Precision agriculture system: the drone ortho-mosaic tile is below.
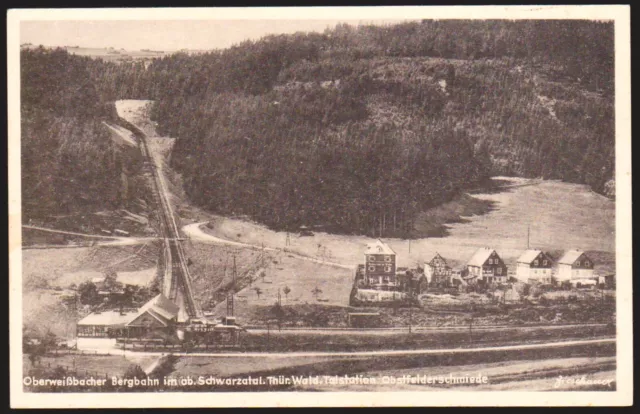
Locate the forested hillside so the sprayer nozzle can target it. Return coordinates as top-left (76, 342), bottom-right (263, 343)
top-left (21, 48), bottom-right (148, 227)
top-left (146, 20), bottom-right (614, 236)
top-left (21, 20), bottom-right (615, 238)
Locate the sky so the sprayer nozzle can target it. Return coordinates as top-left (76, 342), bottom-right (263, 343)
top-left (20, 19), bottom-right (410, 52)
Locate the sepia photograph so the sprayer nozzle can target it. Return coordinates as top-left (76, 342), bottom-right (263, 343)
top-left (8, 6), bottom-right (632, 408)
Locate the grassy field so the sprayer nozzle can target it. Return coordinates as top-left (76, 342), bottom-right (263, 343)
top-left (23, 352), bottom-right (156, 378)
top-left (292, 356), bottom-right (616, 392)
top-left (22, 242), bottom-right (161, 338)
top-left (170, 355), bottom-right (354, 378)
top-left (165, 342), bottom-right (615, 392)
top-left (182, 241), bottom-right (354, 315)
top-left (203, 177), bottom-right (615, 270)
top-left (233, 324), bottom-right (614, 352)
top-left (23, 242), bottom-right (160, 290)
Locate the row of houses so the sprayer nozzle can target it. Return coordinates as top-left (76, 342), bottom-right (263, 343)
top-left (357, 239), bottom-right (606, 291)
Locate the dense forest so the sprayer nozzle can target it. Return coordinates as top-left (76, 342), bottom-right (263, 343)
top-left (21, 20), bottom-right (615, 237)
top-left (21, 48), bottom-right (145, 224)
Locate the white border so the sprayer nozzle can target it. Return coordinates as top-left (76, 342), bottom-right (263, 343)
top-left (8, 5), bottom-right (632, 408)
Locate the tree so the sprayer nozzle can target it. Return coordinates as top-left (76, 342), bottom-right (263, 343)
top-left (312, 286), bottom-right (323, 300)
top-left (51, 366), bottom-right (68, 380)
top-left (283, 285), bottom-right (291, 302)
top-left (42, 330), bottom-right (58, 352)
top-left (123, 364), bottom-right (146, 379)
top-left (254, 287), bottom-right (263, 299)
top-left (132, 286), bottom-right (152, 305)
top-left (77, 281), bottom-right (99, 305)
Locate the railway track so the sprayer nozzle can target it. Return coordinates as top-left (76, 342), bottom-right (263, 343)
top-left (119, 118), bottom-right (201, 320)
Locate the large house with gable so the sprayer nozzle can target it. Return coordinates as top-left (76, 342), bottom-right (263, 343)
top-left (556, 249), bottom-right (595, 283)
top-left (515, 249), bottom-right (554, 284)
top-left (363, 239), bottom-right (397, 290)
top-left (466, 247), bottom-right (508, 285)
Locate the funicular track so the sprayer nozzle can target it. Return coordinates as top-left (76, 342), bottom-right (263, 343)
top-left (119, 118), bottom-right (201, 320)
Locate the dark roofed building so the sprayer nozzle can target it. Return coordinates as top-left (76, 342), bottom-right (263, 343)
top-left (466, 248), bottom-right (508, 285)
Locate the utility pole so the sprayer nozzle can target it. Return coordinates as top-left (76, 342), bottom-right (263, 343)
top-left (232, 254), bottom-right (237, 291)
top-left (226, 293), bottom-right (234, 317)
top-left (266, 321), bottom-right (270, 350)
top-left (408, 287), bottom-right (412, 334)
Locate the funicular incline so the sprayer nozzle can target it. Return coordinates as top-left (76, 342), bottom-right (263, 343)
top-left (119, 117), bottom-right (201, 322)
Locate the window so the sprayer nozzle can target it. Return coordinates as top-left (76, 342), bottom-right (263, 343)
top-left (368, 265), bottom-right (375, 272)
top-left (534, 260), bottom-right (539, 266)
top-left (488, 259), bottom-right (493, 265)
top-left (543, 260), bottom-right (548, 265)
top-left (497, 267), bottom-right (502, 275)
top-left (575, 261), bottom-right (581, 267)
top-left (384, 256), bottom-right (391, 262)
top-left (385, 265), bottom-right (392, 273)
top-left (369, 256), bottom-right (375, 262)
top-left (584, 261), bottom-right (590, 267)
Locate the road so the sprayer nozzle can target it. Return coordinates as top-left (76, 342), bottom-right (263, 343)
top-left (78, 336), bottom-right (615, 358)
top-left (245, 322), bottom-right (611, 335)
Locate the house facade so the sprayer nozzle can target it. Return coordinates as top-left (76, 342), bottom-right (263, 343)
top-left (364, 239), bottom-right (397, 289)
top-left (76, 293), bottom-right (179, 349)
top-left (515, 250), bottom-right (554, 284)
top-left (556, 250), bottom-right (595, 282)
top-left (466, 248), bottom-right (508, 285)
top-left (425, 253), bottom-right (452, 287)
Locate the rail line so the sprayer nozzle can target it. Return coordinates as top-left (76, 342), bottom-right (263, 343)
top-left (118, 118), bottom-right (201, 320)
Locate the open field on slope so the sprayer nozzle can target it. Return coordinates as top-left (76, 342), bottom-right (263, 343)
top-left (203, 177), bottom-right (615, 271)
top-left (22, 243), bottom-right (160, 338)
top-left (182, 241), bottom-right (354, 314)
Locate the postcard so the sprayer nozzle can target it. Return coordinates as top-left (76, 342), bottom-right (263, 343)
top-left (8, 5), bottom-right (632, 408)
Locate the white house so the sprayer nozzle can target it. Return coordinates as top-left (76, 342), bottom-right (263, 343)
top-left (556, 250), bottom-right (595, 283)
top-left (466, 248), bottom-right (508, 285)
top-left (516, 250), bottom-right (554, 284)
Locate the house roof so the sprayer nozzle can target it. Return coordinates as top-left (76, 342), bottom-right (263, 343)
top-left (558, 250), bottom-right (588, 265)
top-left (136, 294), bottom-right (180, 321)
top-left (77, 310), bottom-right (138, 326)
top-left (517, 249), bottom-right (544, 264)
top-left (365, 239), bottom-right (396, 255)
top-left (428, 252), bottom-right (448, 266)
top-left (77, 294), bottom-right (180, 328)
top-left (467, 248), bottom-right (496, 267)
